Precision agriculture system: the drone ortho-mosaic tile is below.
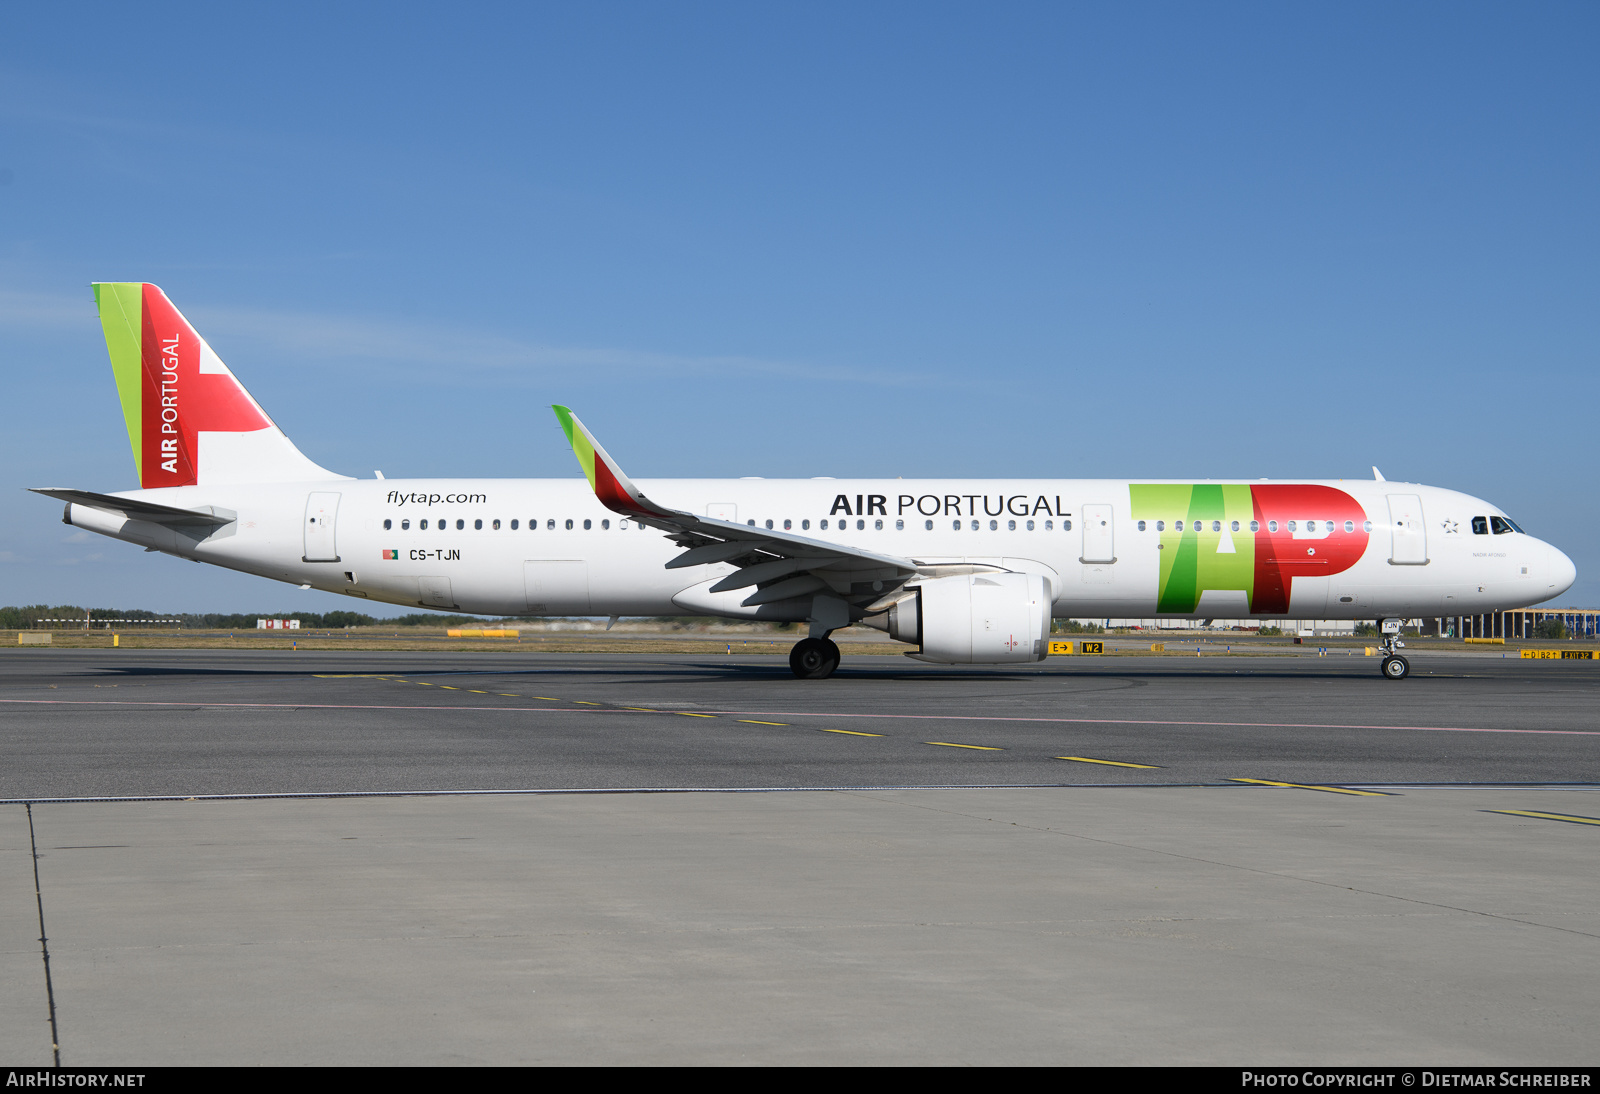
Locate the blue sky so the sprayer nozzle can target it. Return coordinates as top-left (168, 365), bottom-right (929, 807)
top-left (3, 2), bottom-right (1596, 613)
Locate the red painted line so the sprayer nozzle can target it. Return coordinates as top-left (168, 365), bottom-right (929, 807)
top-left (0, 698), bottom-right (1592, 736)
top-left (0, 699), bottom-right (620, 714)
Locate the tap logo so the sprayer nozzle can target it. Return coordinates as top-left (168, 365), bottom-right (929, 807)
top-left (382, 549), bottom-right (399, 560)
top-left (1130, 483), bottom-right (1370, 615)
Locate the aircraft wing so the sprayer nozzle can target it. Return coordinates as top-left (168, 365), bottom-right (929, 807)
top-left (29, 488), bottom-right (235, 528)
top-left (552, 405), bottom-right (918, 607)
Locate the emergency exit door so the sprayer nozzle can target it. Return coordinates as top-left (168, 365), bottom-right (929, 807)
top-left (303, 492), bottom-right (341, 562)
top-left (1081, 504), bottom-right (1116, 564)
top-left (1387, 494), bottom-right (1428, 565)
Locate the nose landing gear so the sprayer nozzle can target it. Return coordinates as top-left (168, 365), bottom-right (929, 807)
top-left (789, 637), bottom-right (841, 679)
top-left (1376, 619), bottom-right (1409, 679)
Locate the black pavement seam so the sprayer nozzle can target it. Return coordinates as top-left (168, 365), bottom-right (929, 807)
top-left (25, 803), bottom-right (61, 1066)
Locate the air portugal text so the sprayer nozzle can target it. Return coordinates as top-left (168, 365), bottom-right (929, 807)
top-left (832, 494), bottom-right (1073, 518)
top-left (157, 333), bottom-right (180, 472)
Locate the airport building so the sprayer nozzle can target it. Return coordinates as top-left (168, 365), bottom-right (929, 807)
top-left (1429, 607), bottom-right (1600, 640)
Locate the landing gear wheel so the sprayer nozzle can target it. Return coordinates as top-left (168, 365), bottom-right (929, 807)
top-left (1381, 655), bottom-right (1410, 680)
top-left (790, 637), bottom-right (841, 679)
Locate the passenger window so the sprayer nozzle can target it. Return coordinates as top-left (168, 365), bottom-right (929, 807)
top-left (1363, 521), bottom-right (1372, 533)
top-left (383, 518), bottom-right (392, 530)
top-left (1490, 516), bottom-right (1515, 535)
top-left (510, 520), bottom-right (519, 530)
top-left (584, 519), bottom-right (592, 530)
top-left (564, 519), bottom-right (573, 530)
top-left (874, 519), bottom-right (882, 530)
top-left (895, 519), bottom-right (904, 530)
top-left (1026, 520), bottom-right (1035, 531)
top-left (474, 519), bottom-right (483, 530)
top-left (1268, 521), bottom-right (1278, 532)
top-left (970, 520), bottom-right (979, 531)
top-left (953, 520), bottom-right (962, 531)
top-left (925, 520), bottom-right (933, 530)
top-left (766, 519), bottom-right (774, 529)
top-left (748, 519), bottom-right (756, 526)
top-left (455, 519), bottom-right (464, 530)
top-left (1175, 520), bottom-right (1184, 532)
top-left (989, 520), bottom-right (998, 531)
top-left (1044, 520), bottom-right (1053, 531)
top-left (1471, 516), bottom-right (1489, 535)
top-left (1343, 520), bottom-right (1353, 533)
top-left (1007, 519), bottom-right (1016, 531)
top-left (821, 520), bottom-right (829, 530)
top-left (1287, 521), bottom-right (1297, 532)
top-left (1249, 521), bottom-right (1258, 532)
top-left (802, 520), bottom-right (810, 530)
top-left (548, 519), bottom-right (556, 530)
top-left (1155, 520), bottom-right (1164, 531)
top-left (420, 519), bottom-right (429, 530)
top-left (439, 521), bottom-right (447, 532)
top-left (402, 519), bottom-right (411, 531)
top-left (1063, 519), bottom-right (1072, 531)
top-left (493, 519), bottom-right (501, 530)
top-left (1210, 521), bottom-right (1219, 532)
top-left (1231, 521), bottom-right (1239, 532)
top-left (784, 519), bottom-right (792, 530)
top-left (601, 519), bottom-right (610, 530)
top-left (620, 520), bottom-right (629, 530)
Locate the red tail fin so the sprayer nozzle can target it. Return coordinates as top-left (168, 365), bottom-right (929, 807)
top-left (95, 283), bottom-right (346, 488)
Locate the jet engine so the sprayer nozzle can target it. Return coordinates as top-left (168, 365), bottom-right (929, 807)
top-left (864, 572), bottom-right (1050, 664)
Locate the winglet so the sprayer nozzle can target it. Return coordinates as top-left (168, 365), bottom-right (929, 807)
top-left (551, 406), bottom-right (676, 520)
top-left (1372, 466), bottom-right (1386, 482)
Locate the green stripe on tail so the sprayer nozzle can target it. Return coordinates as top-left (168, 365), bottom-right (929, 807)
top-left (93, 282), bottom-right (146, 483)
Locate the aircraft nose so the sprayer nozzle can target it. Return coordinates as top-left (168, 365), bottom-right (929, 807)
top-left (1544, 541), bottom-right (1577, 599)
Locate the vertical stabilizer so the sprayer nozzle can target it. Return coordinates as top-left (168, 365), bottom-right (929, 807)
top-left (92, 282), bottom-right (348, 488)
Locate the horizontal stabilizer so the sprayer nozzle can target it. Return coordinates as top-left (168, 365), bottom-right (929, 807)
top-left (30, 488), bottom-right (234, 527)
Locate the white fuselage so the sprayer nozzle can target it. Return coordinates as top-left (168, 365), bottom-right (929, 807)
top-left (66, 477), bottom-right (1575, 621)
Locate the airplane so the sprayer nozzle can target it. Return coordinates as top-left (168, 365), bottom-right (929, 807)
top-left (32, 283), bottom-right (1576, 680)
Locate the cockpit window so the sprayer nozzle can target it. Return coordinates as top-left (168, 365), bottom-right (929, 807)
top-left (1471, 516), bottom-right (1489, 535)
top-left (1490, 516), bottom-right (1518, 535)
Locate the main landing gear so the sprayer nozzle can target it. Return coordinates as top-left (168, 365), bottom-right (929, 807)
top-left (790, 637), bottom-right (841, 679)
top-left (1376, 620), bottom-right (1409, 680)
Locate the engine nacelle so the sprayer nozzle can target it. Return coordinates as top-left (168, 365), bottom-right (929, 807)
top-left (868, 573), bottom-right (1050, 664)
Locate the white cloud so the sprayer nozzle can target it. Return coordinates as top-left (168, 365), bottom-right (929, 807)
top-left (194, 303), bottom-right (929, 388)
top-left (0, 288), bottom-right (95, 331)
top-left (0, 286), bottom-right (933, 389)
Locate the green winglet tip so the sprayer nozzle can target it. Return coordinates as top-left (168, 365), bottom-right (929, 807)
top-left (551, 404), bottom-right (576, 445)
